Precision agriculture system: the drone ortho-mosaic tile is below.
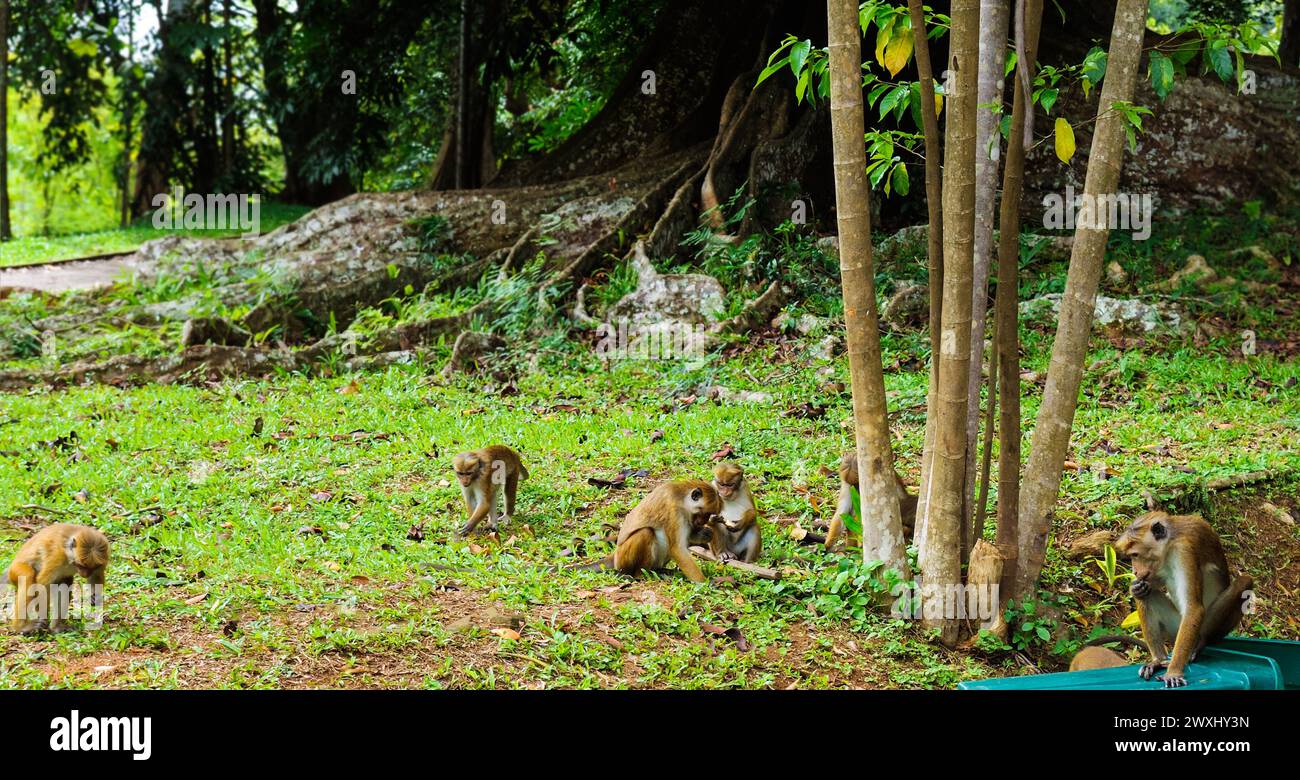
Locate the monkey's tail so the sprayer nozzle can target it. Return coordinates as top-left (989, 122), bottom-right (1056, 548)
top-left (1084, 633), bottom-right (1145, 650)
top-left (555, 555), bottom-right (614, 573)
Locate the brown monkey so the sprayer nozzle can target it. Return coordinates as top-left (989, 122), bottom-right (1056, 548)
top-left (709, 462), bottom-right (761, 562)
top-left (6, 524), bottom-right (109, 634)
top-left (1068, 634), bottom-right (1146, 672)
top-left (1113, 511), bottom-right (1254, 688)
top-left (825, 452), bottom-right (917, 550)
top-left (613, 480), bottom-right (720, 582)
top-left (451, 445), bottom-right (529, 536)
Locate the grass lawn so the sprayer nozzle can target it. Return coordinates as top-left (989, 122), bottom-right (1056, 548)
top-left (0, 207), bottom-right (1296, 689)
top-left (0, 202), bottom-right (313, 269)
top-left (0, 335), bottom-right (1296, 689)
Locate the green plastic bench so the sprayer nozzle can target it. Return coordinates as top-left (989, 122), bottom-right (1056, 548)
top-left (956, 637), bottom-right (1300, 690)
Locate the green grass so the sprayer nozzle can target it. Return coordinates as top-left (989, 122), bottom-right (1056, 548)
top-left (0, 330), bottom-right (1295, 688)
top-left (0, 206), bottom-right (1296, 689)
top-left (0, 202), bottom-right (312, 268)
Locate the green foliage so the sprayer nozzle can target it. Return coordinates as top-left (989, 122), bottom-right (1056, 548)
top-left (1093, 544), bottom-right (1135, 591)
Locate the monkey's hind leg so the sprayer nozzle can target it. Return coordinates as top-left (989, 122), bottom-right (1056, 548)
top-left (49, 576), bottom-right (74, 632)
top-left (1134, 589), bottom-right (1178, 680)
top-left (8, 563), bottom-right (36, 634)
top-left (613, 529), bottom-right (657, 577)
top-left (1196, 574), bottom-right (1255, 656)
top-left (824, 515), bottom-right (843, 551)
top-left (501, 472), bottom-right (520, 526)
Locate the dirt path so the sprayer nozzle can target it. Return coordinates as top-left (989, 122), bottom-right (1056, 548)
top-left (0, 255), bottom-right (139, 293)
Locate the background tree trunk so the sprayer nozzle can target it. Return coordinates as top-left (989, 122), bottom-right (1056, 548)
top-left (923, 0), bottom-right (980, 647)
top-left (909, 0), bottom-right (943, 567)
top-left (1014, 0), bottom-right (1149, 597)
top-left (0, 0), bottom-right (10, 241)
top-left (826, 0), bottom-right (908, 576)
top-left (963, 0), bottom-right (1009, 555)
top-left (1283, 0), bottom-right (1299, 68)
top-left (994, 0), bottom-right (1043, 601)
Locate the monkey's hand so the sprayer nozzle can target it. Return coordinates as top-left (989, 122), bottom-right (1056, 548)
top-left (19, 620), bottom-right (47, 636)
top-left (1130, 578), bottom-right (1152, 599)
top-left (718, 551), bottom-right (736, 562)
top-left (456, 521), bottom-right (476, 538)
top-left (1159, 670), bottom-right (1188, 688)
top-left (1138, 660), bottom-right (1167, 680)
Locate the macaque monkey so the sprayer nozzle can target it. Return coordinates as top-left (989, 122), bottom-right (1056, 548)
top-left (1068, 634), bottom-right (1146, 672)
top-left (708, 462), bottom-right (761, 562)
top-left (1114, 511), bottom-right (1254, 688)
top-left (614, 480), bottom-right (721, 582)
top-left (824, 452), bottom-right (917, 551)
top-left (6, 524), bottom-right (109, 634)
top-left (451, 445), bottom-right (529, 536)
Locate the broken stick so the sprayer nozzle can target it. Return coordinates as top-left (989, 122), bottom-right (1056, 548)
top-left (690, 546), bottom-right (781, 580)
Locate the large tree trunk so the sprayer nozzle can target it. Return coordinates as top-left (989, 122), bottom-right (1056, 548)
top-left (430, 0), bottom-right (504, 190)
top-left (827, 0), bottom-right (908, 576)
top-left (1014, 0), bottom-right (1149, 598)
top-left (1, 0), bottom-right (11, 241)
top-left (251, 0), bottom-right (353, 204)
top-left (994, 0), bottom-right (1043, 601)
top-left (909, 0), bottom-right (943, 565)
top-left (963, 0), bottom-right (1009, 555)
top-left (923, 0), bottom-right (980, 647)
top-left (1281, 0), bottom-right (1298, 68)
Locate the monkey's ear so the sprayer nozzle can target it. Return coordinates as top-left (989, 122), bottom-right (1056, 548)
top-left (690, 488), bottom-right (703, 501)
top-left (1150, 520), bottom-right (1167, 540)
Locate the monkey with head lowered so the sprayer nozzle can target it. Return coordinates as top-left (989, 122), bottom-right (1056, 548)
top-left (6, 524), bottom-right (109, 634)
top-left (613, 480), bottom-right (721, 582)
top-left (824, 452), bottom-right (917, 551)
top-left (1068, 634), bottom-right (1147, 672)
top-left (707, 462), bottom-right (761, 562)
top-left (1113, 511), bottom-right (1254, 688)
top-left (451, 445), bottom-right (529, 537)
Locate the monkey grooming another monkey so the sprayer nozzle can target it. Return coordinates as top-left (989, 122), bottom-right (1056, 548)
top-left (1113, 511), bottom-right (1254, 688)
top-left (6, 524), bottom-right (109, 634)
top-left (451, 445), bottom-right (529, 537)
top-left (614, 480), bottom-right (721, 582)
top-left (1068, 634), bottom-right (1147, 672)
top-left (825, 452), bottom-right (917, 551)
top-left (708, 462), bottom-right (761, 563)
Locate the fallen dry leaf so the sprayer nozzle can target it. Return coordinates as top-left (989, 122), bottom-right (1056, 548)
top-left (491, 627), bottom-right (522, 641)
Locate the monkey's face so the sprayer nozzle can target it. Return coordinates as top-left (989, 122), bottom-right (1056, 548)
top-left (1115, 512), bottom-right (1170, 582)
top-left (452, 453), bottom-right (482, 486)
top-left (69, 534), bottom-right (108, 578)
top-left (712, 463), bottom-right (743, 500)
top-left (685, 484), bottom-right (722, 524)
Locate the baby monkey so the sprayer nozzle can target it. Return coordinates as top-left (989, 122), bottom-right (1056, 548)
top-left (707, 462), bottom-right (761, 562)
top-left (825, 451), bottom-right (917, 550)
top-left (1114, 511), bottom-right (1254, 688)
top-left (451, 444), bottom-right (529, 536)
top-left (6, 523), bottom-right (109, 634)
top-left (614, 480), bottom-right (720, 582)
